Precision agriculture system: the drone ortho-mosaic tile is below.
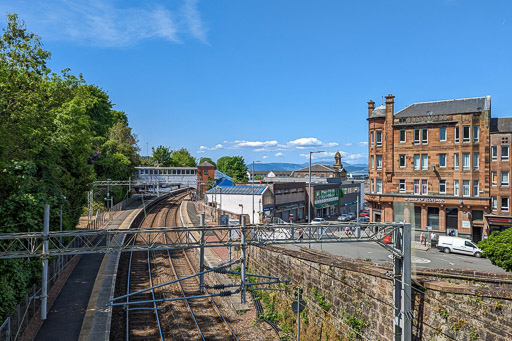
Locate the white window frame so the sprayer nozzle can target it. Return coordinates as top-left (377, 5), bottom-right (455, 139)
top-left (462, 126), bottom-right (470, 143)
top-left (376, 155), bottom-right (382, 170)
top-left (439, 154), bottom-right (446, 168)
top-left (501, 171), bottom-right (509, 186)
top-left (501, 197), bottom-right (509, 212)
top-left (414, 154), bottom-right (420, 170)
top-left (462, 180), bottom-right (470, 197)
top-left (492, 196), bottom-right (497, 210)
top-left (413, 179), bottom-right (420, 195)
top-left (473, 153), bottom-right (479, 170)
top-left (473, 180), bottom-right (479, 197)
top-left (492, 146), bottom-right (497, 161)
top-left (421, 179), bottom-right (428, 195)
top-left (454, 153), bottom-right (459, 170)
top-left (399, 179), bottom-right (406, 193)
top-left (439, 127), bottom-right (446, 141)
top-left (462, 153), bottom-right (470, 170)
top-left (371, 132), bottom-right (374, 146)
top-left (371, 156), bottom-right (374, 169)
top-left (422, 128), bottom-right (428, 144)
top-left (454, 180), bottom-right (459, 196)
top-left (439, 179), bottom-right (446, 194)
top-left (421, 154), bottom-right (428, 170)
top-left (399, 130), bottom-right (406, 143)
top-left (502, 146), bottom-right (509, 161)
top-left (399, 154), bottom-right (406, 168)
top-left (473, 125), bottom-right (479, 142)
top-left (492, 171), bottom-right (497, 185)
top-left (414, 129), bottom-right (420, 144)
top-left (376, 131), bottom-right (382, 146)
top-left (376, 179), bottom-right (383, 194)
top-left (455, 126), bottom-right (459, 143)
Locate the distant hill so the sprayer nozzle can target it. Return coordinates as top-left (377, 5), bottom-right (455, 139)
top-left (251, 162), bottom-right (368, 173)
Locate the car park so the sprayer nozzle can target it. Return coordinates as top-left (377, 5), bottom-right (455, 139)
top-left (437, 236), bottom-right (483, 257)
top-left (337, 214), bottom-right (351, 221)
top-left (311, 218), bottom-right (326, 224)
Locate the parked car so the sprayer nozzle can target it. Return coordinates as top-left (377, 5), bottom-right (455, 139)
top-left (359, 210), bottom-right (369, 217)
top-left (437, 236), bottom-right (483, 257)
top-left (347, 212), bottom-right (356, 220)
top-left (337, 214), bottom-right (351, 221)
top-left (311, 218), bottom-right (326, 224)
top-left (357, 216), bottom-right (369, 223)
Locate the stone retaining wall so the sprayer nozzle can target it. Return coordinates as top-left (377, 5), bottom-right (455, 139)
top-left (248, 245), bottom-right (512, 340)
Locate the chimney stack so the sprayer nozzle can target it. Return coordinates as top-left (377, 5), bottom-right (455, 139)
top-left (368, 100), bottom-right (375, 117)
top-left (385, 94), bottom-right (395, 120)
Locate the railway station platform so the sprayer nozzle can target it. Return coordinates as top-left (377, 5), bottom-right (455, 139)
top-left (27, 199), bottom-right (146, 341)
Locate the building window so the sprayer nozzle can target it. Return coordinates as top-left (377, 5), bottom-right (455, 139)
top-left (462, 126), bottom-right (470, 142)
top-left (439, 127), bottom-right (446, 141)
top-left (502, 197), bottom-right (509, 211)
top-left (399, 179), bottom-right (406, 193)
top-left (473, 180), bottom-right (479, 197)
top-left (501, 171), bottom-right (509, 186)
top-left (422, 128), bottom-right (428, 144)
top-left (462, 153), bottom-right (470, 170)
top-left (370, 132), bottom-right (374, 146)
top-left (376, 131), bottom-right (382, 146)
top-left (399, 130), bottom-right (406, 143)
top-left (492, 171), bottom-right (497, 185)
top-left (502, 146), bottom-right (509, 161)
top-left (492, 196), bottom-right (497, 210)
top-left (376, 155), bottom-right (382, 170)
top-left (414, 154), bottom-right (420, 170)
top-left (454, 180), bottom-right (459, 196)
top-left (421, 179), bottom-right (428, 195)
top-left (491, 146), bottom-right (497, 161)
top-left (204, 169), bottom-right (208, 175)
top-left (473, 153), bottom-right (479, 170)
top-left (421, 154), bottom-right (428, 170)
top-left (473, 126), bottom-right (479, 142)
top-left (371, 156), bottom-right (375, 169)
top-left (413, 180), bottom-right (420, 195)
top-left (439, 179), bottom-right (446, 194)
top-left (399, 154), bottom-right (406, 168)
top-left (371, 179), bottom-right (374, 192)
top-left (455, 126), bottom-right (459, 143)
top-left (454, 153), bottom-right (459, 170)
top-left (439, 154), bottom-right (446, 167)
top-left (414, 129), bottom-right (420, 144)
top-left (463, 180), bottom-right (470, 197)
top-left (376, 179), bottom-right (383, 194)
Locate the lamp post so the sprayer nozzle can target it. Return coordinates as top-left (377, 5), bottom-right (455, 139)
top-left (252, 160), bottom-right (260, 224)
top-left (309, 151), bottom-right (323, 248)
top-left (239, 203), bottom-right (243, 222)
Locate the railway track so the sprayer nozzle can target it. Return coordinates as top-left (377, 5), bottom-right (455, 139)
top-left (111, 191), bottom-right (238, 341)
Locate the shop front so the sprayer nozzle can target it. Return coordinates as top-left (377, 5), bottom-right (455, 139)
top-left (314, 188), bottom-right (340, 218)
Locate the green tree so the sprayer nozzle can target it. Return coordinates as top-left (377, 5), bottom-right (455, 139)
top-left (152, 145), bottom-right (172, 166)
top-left (199, 157), bottom-right (216, 168)
top-left (478, 229), bottom-right (512, 272)
top-left (217, 156), bottom-right (248, 182)
top-left (172, 148), bottom-right (197, 167)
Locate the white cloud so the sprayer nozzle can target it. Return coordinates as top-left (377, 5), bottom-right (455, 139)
top-left (197, 144), bottom-right (224, 153)
top-left (359, 141), bottom-right (368, 146)
top-left (0, 0), bottom-right (207, 47)
top-left (275, 152), bottom-right (284, 157)
top-left (262, 155), bottom-right (269, 159)
top-left (234, 140), bottom-right (279, 148)
top-left (299, 151), bottom-right (367, 162)
top-left (287, 137), bottom-right (338, 149)
top-left (345, 143), bottom-right (352, 146)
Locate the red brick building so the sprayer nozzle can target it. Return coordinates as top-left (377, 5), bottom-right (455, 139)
top-left (197, 161), bottom-right (215, 197)
top-left (366, 94), bottom-right (493, 241)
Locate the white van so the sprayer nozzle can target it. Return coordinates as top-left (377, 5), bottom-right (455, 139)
top-left (437, 236), bottom-right (483, 258)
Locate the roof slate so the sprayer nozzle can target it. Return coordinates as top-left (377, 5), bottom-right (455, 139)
top-left (394, 96), bottom-right (490, 118)
top-left (491, 117), bottom-right (512, 133)
top-left (206, 186), bottom-right (267, 195)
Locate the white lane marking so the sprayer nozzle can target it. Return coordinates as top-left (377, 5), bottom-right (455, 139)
top-left (434, 257), bottom-right (455, 266)
top-left (388, 255), bottom-right (431, 264)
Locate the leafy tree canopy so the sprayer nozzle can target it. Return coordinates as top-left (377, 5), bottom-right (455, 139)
top-left (199, 157), bottom-right (216, 168)
top-left (478, 229), bottom-right (512, 272)
top-left (152, 145), bottom-right (173, 166)
top-left (217, 156), bottom-right (248, 182)
top-left (172, 148), bottom-right (197, 167)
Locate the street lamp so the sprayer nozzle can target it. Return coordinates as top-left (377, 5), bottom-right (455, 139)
top-left (239, 204), bottom-right (244, 222)
top-left (309, 151), bottom-right (323, 249)
top-left (252, 160), bottom-right (261, 224)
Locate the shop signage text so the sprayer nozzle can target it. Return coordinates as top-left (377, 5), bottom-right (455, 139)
top-left (404, 197), bottom-right (445, 203)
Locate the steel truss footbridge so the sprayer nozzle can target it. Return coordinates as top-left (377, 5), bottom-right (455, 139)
top-left (0, 213), bottom-right (412, 341)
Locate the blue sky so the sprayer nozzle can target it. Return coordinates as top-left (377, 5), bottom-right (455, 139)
top-left (2, 0), bottom-right (512, 165)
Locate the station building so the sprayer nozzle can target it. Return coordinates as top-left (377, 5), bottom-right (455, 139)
top-left (366, 94), bottom-right (493, 241)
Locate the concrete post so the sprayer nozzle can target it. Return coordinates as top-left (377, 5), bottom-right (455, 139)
top-left (241, 216), bottom-right (247, 304)
top-left (199, 213), bottom-right (205, 292)
top-left (41, 204), bottom-right (50, 320)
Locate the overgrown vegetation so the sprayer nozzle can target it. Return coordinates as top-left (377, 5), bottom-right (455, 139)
top-left (0, 14), bottom-right (138, 322)
top-left (478, 228), bottom-right (512, 272)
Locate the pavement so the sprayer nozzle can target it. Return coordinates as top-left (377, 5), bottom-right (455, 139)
top-left (33, 199), bottom-right (144, 341)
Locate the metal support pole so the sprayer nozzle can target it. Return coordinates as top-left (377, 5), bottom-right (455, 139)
top-left (402, 223), bottom-right (412, 341)
top-left (252, 161), bottom-right (254, 224)
top-left (59, 204), bottom-right (63, 272)
top-left (357, 195), bottom-right (360, 221)
top-left (241, 216), bottom-right (247, 304)
top-left (308, 152), bottom-right (312, 248)
top-left (393, 224), bottom-right (402, 341)
top-left (296, 287), bottom-right (301, 341)
top-left (41, 204), bottom-right (50, 320)
top-left (199, 213), bottom-right (205, 292)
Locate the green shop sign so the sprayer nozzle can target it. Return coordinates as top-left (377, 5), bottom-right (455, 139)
top-left (314, 188), bottom-right (339, 208)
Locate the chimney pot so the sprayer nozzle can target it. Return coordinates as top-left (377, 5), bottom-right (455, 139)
top-left (368, 100), bottom-right (375, 117)
top-left (385, 94), bottom-right (395, 104)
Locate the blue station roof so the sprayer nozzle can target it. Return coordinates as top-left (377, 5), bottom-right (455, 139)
top-left (207, 186), bottom-right (267, 195)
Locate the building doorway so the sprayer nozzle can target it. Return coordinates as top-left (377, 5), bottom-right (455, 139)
top-left (446, 208), bottom-right (458, 230)
top-left (472, 226), bottom-right (483, 242)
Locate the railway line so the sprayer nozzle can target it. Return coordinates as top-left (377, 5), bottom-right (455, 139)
top-left (111, 191), bottom-right (238, 341)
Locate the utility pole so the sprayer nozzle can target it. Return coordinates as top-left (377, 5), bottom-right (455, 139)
top-left (199, 213), bottom-right (205, 292)
top-left (41, 204), bottom-right (49, 320)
